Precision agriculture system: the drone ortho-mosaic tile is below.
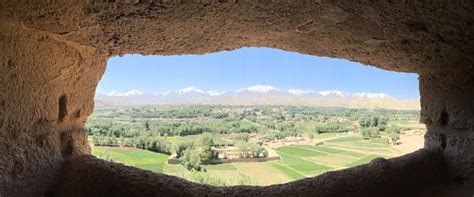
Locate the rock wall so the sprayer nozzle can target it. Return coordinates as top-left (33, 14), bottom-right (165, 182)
top-left (421, 74), bottom-right (474, 183)
top-left (0, 1), bottom-right (473, 196)
top-left (0, 20), bottom-right (106, 195)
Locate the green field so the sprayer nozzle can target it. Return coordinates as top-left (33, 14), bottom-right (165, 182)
top-left (88, 105), bottom-right (424, 186)
top-left (92, 146), bottom-right (169, 173)
top-left (92, 133), bottom-right (399, 186)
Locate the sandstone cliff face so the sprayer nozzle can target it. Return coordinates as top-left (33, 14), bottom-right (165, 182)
top-left (0, 1), bottom-right (473, 196)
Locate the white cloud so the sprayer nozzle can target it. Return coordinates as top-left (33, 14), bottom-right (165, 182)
top-left (288, 89), bottom-right (315, 96)
top-left (238, 85), bottom-right (281, 94)
top-left (318, 90), bottom-right (346, 97)
top-left (352, 92), bottom-right (390, 99)
top-left (106, 90), bottom-right (143, 97)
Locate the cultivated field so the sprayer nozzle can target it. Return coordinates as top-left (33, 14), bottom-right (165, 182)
top-left (89, 105), bottom-right (425, 186)
top-left (92, 130), bottom-right (424, 186)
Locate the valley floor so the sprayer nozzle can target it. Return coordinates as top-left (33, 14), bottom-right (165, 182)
top-left (91, 131), bottom-right (424, 186)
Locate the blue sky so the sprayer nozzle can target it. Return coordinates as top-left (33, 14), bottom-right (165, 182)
top-left (97, 47), bottom-right (419, 99)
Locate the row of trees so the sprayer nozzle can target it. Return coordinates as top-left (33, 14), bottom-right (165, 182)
top-left (177, 136), bottom-right (269, 171)
top-left (359, 116), bottom-right (390, 140)
top-left (360, 124), bottom-right (401, 145)
top-left (314, 123), bottom-right (351, 133)
top-left (235, 141), bottom-right (268, 158)
top-left (87, 117), bottom-right (262, 139)
top-left (360, 127), bottom-right (382, 139)
top-left (359, 116), bottom-right (389, 128)
top-left (91, 135), bottom-right (173, 154)
top-left (89, 105), bottom-right (419, 139)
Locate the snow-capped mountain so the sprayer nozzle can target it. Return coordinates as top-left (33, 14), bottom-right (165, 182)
top-left (288, 89), bottom-right (316, 96)
top-left (178, 86), bottom-right (205, 94)
top-left (105, 90), bottom-right (143, 97)
top-left (95, 86), bottom-right (419, 110)
top-left (206, 91), bottom-right (226, 96)
top-left (237, 85), bottom-right (281, 94)
top-left (351, 92), bottom-right (391, 99)
top-left (318, 90), bottom-right (347, 97)
top-left (174, 87), bottom-right (226, 96)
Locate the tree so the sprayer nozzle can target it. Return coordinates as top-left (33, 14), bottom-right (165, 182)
top-left (236, 141), bottom-right (265, 158)
top-left (199, 134), bottom-right (214, 146)
top-left (370, 128), bottom-right (380, 138)
top-left (378, 125), bottom-right (386, 131)
top-left (390, 132), bottom-right (400, 145)
top-left (261, 149), bottom-right (269, 158)
top-left (361, 128), bottom-right (371, 139)
top-left (194, 134), bottom-right (216, 162)
top-left (92, 135), bottom-right (101, 146)
top-left (175, 142), bottom-right (193, 158)
top-left (180, 148), bottom-right (203, 171)
top-left (105, 137), bottom-right (115, 146)
top-left (371, 116), bottom-right (379, 127)
top-left (388, 125), bottom-right (401, 134)
top-left (359, 117), bottom-right (371, 128)
top-left (145, 120), bottom-right (150, 131)
top-left (123, 138), bottom-right (134, 147)
top-left (379, 117), bottom-right (389, 126)
top-left (236, 141), bottom-right (250, 158)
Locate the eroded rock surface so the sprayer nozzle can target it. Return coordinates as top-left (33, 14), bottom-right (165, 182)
top-left (0, 1), bottom-right (473, 196)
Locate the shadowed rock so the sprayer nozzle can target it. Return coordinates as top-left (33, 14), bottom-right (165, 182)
top-left (0, 1), bottom-right (473, 196)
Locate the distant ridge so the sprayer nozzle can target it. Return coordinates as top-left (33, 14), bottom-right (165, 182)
top-left (96, 85), bottom-right (420, 110)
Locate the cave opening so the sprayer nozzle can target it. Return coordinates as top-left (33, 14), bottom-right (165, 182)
top-left (86, 47), bottom-right (424, 186)
top-left (2, 2), bottom-right (474, 196)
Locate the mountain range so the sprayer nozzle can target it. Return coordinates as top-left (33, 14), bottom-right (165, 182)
top-left (95, 85), bottom-right (420, 110)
